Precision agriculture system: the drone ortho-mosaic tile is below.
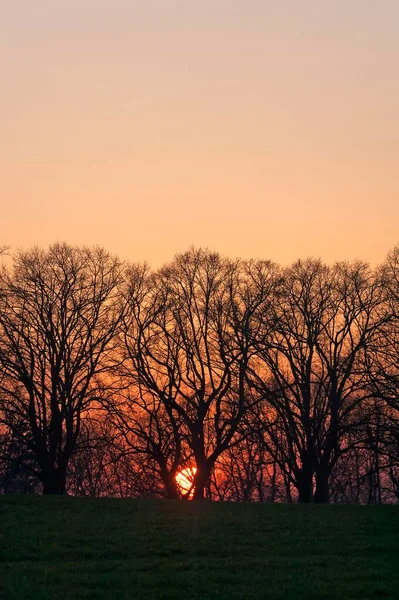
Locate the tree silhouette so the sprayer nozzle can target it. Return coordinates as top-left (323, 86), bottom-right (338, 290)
top-left (0, 243), bottom-right (123, 494)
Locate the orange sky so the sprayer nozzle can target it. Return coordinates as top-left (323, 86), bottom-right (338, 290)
top-left (1, 1), bottom-right (398, 266)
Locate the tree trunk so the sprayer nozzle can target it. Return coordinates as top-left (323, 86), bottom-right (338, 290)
top-left (192, 463), bottom-right (210, 500)
top-left (42, 469), bottom-right (67, 495)
top-left (162, 471), bottom-right (179, 500)
top-left (314, 470), bottom-right (330, 503)
top-left (297, 462), bottom-right (313, 503)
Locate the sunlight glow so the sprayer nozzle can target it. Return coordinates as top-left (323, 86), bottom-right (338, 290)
top-left (175, 467), bottom-right (197, 498)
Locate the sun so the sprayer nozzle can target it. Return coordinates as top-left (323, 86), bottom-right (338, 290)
top-left (175, 467), bottom-right (197, 498)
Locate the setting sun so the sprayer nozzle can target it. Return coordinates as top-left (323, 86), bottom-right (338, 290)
top-left (175, 468), bottom-right (197, 498)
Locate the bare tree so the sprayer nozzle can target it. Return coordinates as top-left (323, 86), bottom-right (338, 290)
top-left (366, 246), bottom-right (399, 502)
top-left (117, 249), bottom-right (278, 499)
top-left (0, 243), bottom-right (123, 494)
top-left (1, 242), bottom-right (398, 504)
top-left (250, 259), bottom-right (385, 502)
top-left (106, 264), bottom-right (187, 499)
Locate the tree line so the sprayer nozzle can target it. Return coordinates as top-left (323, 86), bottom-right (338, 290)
top-left (0, 243), bottom-right (398, 503)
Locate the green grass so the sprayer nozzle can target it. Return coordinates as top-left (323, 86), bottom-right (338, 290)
top-left (1, 496), bottom-right (398, 599)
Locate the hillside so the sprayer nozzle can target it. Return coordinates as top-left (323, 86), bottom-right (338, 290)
top-left (1, 496), bottom-right (398, 599)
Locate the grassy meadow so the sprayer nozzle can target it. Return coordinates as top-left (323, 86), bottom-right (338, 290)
top-left (1, 496), bottom-right (398, 599)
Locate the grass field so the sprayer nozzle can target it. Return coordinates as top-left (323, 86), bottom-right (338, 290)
top-left (1, 496), bottom-right (398, 599)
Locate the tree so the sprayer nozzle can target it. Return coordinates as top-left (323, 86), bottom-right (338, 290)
top-left (366, 246), bottom-right (399, 502)
top-left (0, 243), bottom-right (123, 494)
top-left (118, 249), bottom-right (278, 499)
top-left (250, 259), bottom-right (385, 502)
top-left (107, 263), bottom-right (186, 500)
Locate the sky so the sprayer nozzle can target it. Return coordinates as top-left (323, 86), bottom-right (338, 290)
top-left (1, 1), bottom-right (398, 266)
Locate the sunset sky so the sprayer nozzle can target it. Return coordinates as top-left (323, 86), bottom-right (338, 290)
top-left (1, 1), bottom-right (398, 266)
